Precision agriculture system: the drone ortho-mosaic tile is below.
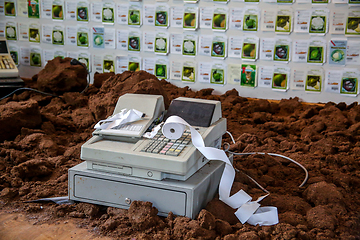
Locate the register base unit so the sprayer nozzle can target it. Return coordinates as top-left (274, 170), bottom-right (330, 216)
top-left (0, 77), bottom-right (24, 98)
top-left (69, 160), bottom-right (225, 219)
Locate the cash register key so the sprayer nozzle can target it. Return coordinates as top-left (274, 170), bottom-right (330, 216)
top-left (0, 59), bottom-right (5, 69)
top-left (182, 140), bottom-right (190, 145)
top-left (178, 144), bottom-right (186, 150)
top-left (166, 150), bottom-right (178, 156)
top-left (141, 144), bottom-right (151, 152)
top-left (142, 141), bottom-right (154, 151)
top-left (152, 148), bottom-right (161, 153)
top-left (159, 143), bottom-right (166, 149)
top-left (167, 150), bottom-right (180, 156)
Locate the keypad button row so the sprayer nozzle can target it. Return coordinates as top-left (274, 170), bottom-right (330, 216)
top-left (140, 130), bottom-right (191, 156)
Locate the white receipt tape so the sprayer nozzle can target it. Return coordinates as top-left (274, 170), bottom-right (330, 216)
top-left (162, 116), bottom-right (279, 226)
top-left (94, 108), bottom-right (144, 130)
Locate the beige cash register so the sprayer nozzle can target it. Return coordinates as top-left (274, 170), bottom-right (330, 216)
top-left (69, 94), bottom-right (227, 218)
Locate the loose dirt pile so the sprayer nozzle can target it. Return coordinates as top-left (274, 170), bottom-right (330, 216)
top-left (0, 66), bottom-right (360, 239)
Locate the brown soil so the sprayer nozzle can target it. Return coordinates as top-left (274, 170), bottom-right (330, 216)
top-left (0, 67), bottom-right (360, 239)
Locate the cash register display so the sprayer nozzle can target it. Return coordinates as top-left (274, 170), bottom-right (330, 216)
top-left (164, 100), bottom-right (215, 127)
top-left (0, 41), bottom-right (8, 54)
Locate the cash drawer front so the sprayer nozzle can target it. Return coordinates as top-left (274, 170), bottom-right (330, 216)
top-left (74, 175), bottom-right (187, 216)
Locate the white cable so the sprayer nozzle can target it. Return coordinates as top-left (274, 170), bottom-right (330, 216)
top-left (226, 131), bottom-right (236, 144)
top-left (223, 138), bottom-right (309, 188)
top-left (234, 168), bottom-right (270, 194)
top-left (232, 152), bottom-right (308, 188)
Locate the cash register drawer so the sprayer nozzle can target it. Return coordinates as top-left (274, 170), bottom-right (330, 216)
top-left (73, 175), bottom-right (187, 216)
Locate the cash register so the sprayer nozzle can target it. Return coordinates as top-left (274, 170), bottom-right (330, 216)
top-left (0, 37), bottom-right (24, 98)
top-left (69, 93), bottom-right (228, 218)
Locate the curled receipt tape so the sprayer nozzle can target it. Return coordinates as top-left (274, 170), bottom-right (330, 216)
top-left (94, 108), bottom-right (144, 130)
top-left (162, 116), bottom-right (279, 226)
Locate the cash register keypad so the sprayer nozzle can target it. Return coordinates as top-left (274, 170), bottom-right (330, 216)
top-left (0, 56), bottom-right (15, 69)
top-left (140, 130), bottom-right (191, 156)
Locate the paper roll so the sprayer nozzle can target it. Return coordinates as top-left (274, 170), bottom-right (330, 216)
top-left (162, 115), bottom-right (279, 226)
top-left (162, 122), bottom-right (185, 139)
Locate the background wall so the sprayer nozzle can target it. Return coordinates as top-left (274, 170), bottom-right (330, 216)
top-left (1, 0), bottom-right (359, 104)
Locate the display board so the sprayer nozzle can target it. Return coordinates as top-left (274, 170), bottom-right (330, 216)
top-left (0, 0), bottom-right (359, 104)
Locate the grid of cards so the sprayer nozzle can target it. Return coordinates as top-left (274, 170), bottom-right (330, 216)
top-left (1, 0), bottom-right (359, 96)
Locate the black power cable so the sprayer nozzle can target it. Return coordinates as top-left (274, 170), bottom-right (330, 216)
top-left (0, 58), bottom-right (90, 101)
top-left (70, 58), bottom-right (90, 94)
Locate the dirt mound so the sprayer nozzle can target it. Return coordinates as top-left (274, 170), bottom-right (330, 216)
top-left (0, 99), bottom-right (42, 141)
top-left (0, 71), bottom-right (360, 239)
top-left (88, 70), bottom-right (170, 121)
top-left (34, 57), bottom-right (88, 94)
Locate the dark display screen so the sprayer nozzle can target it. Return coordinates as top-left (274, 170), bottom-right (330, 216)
top-left (0, 41), bottom-right (8, 54)
top-left (165, 100), bottom-right (215, 127)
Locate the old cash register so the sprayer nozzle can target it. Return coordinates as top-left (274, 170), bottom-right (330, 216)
top-left (69, 93), bottom-right (228, 218)
top-left (0, 37), bottom-right (24, 98)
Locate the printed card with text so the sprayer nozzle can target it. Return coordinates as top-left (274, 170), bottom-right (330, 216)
top-left (329, 39), bottom-right (347, 65)
top-left (155, 57), bottom-right (169, 80)
top-left (275, 9), bottom-right (292, 34)
top-left (155, 4), bottom-right (169, 28)
top-left (77, 1), bottom-right (89, 22)
top-left (211, 35), bottom-right (227, 59)
top-left (183, 5), bottom-right (198, 30)
top-left (340, 69), bottom-right (359, 96)
top-left (182, 61), bottom-right (196, 83)
top-left (307, 38), bottom-right (326, 64)
top-left (240, 64), bottom-right (257, 87)
top-left (272, 66), bottom-right (290, 91)
top-left (305, 68), bottom-right (324, 92)
top-left (52, 25), bottom-right (64, 45)
top-left (309, 8), bottom-right (329, 35)
top-left (128, 55), bottom-right (142, 72)
top-left (345, 9), bottom-right (360, 35)
top-left (210, 62), bottom-right (227, 85)
top-left (102, 1), bottom-right (115, 24)
top-left (273, 37), bottom-right (291, 62)
top-left (128, 30), bottom-right (141, 52)
top-left (103, 55), bottom-right (114, 73)
top-left (154, 31), bottom-right (169, 55)
top-left (241, 35), bottom-right (259, 61)
top-left (5, 21), bottom-right (17, 41)
top-left (243, 7), bottom-right (260, 32)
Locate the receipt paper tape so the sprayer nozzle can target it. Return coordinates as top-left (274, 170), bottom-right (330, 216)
top-left (162, 116), bottom-right (279, 226)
